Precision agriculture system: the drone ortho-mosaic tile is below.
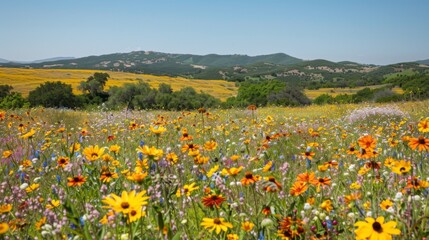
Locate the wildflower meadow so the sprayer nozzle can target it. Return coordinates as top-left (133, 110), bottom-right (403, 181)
top-left (1, 100), bottom-right (429, 239)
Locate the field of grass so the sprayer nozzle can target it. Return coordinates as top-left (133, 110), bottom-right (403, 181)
top-left (304, 85), bottom-right (404, 99)
top-left (1, 100), bottom-right (428, 239)
top-left (0, 68), bottom-right (238, 101)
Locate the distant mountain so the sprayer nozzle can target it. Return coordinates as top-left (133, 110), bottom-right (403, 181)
top-left (2, 51), bottom-right (428, 89)
top-left (31, 57), bottom-right (75, 63)
top-left (416, 59), bottom-right (429, 65)
top-left (0, 57), bottom-right (74, 64)
top-left (1, 51), bottom-right (302, 74)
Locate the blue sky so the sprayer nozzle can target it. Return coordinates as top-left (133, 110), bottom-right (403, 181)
top-left (1, 0), bottom-right (428, 65)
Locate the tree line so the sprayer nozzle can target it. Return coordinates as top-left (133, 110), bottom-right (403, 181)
top-left (1, 71), bottom-right (426, 110)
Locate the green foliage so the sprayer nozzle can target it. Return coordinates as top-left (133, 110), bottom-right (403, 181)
top-left (387, 73), bottom-right (429, 100)
top-left (226, 80), bottom-right (310, 107)
top-left (313, 87), bottom-right (403, 105)
top-left (107, 82), bottom-right (221, 110)
top-left (0, 84), bottom-right (29, 109)
top-left (0, 92), bottom-right (29, 109)
top-left (28, 81), bottom-right (80, 108)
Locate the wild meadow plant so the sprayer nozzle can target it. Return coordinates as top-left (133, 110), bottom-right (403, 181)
top-left (0, 101), bottom-right (428, 239)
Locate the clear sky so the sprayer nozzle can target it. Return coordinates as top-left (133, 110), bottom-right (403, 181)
top-left (1, 0), bottom-right (428, 65)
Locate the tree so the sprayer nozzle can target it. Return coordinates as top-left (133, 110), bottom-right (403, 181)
top-left (79, 72), bottom-right (110, 97)
top-left (0, 85), bottom-right (13, 100)
top-left (28, 81), bottom-right (79, 108)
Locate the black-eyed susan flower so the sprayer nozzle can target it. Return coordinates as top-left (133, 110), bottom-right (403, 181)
top-left (379, 199), bottom-right (393, 211)
top-left (202, 194), bottom-right (226, 208)
top-left (418, 118), bottom-right (429, 133)
top-left (204, 140), bottom-right (218, 151)
top-left (226, 233), bottom-right (239, 240)
top-left (241, 221), bottom-right (255, 232)
top-left (26, 183), bottom-right (40, 193)
top-left (346, 144), bottom-right (359, 155)
top-left (241, 172), bottom-right (260, 186)
top-left (221, 166), bottom-right (243, 177)
top-left (277, 216), bottom-right (305, 239)
top-left (193, 155), bottom-right (209, 165)
top-left (354, 216), bottom-right (400, 240)
top-left (0, 222), bottom-right (9, 234)
top-left (0, 204), bottom-right (12, 214)
top-left (2, 150), bottom-right (12, 159)
top-left (150, 125), bottom-right (166, 135)
top-left (137, 146), bottom-right (163, 160)
top-left (200, 218), bottom-right (233, 234)
top-left (262, 161), bottom-right (273, 172)
top-left (67, 176), bottom-right (87, 187)
top-left (165, 152), bottom-right (178, 164)
top-left (46, 199), bottom-right (60, 209)
top-left (408, 136), bottom-right (429, 152)
top-left (344, 192), bottom-right (361, 206)
top-left (405, 177), bottom-right (429, 190)
top-left (349, 182), bottom-right (362, 190)
top-left (179, 128), bottom-right (193, 141)
top-left (69, 143), bottom-right (81, 153)
top-left (320, 199), bottom-right (333, 212)
top-left (126, 170), bottom-right (148, 184)
top-left (358, 135), bottom-right (377, 151)
top-left (35, 217), bottom-right (46, 230)
top-left (20, 128), bottom-right (36, 139)
top-left (109, 144), bottom-right (120, 154)
top-left (313, 177), bottom-right (331, 192)
top-left (83, 145), bottom-right (105, 161)
top-left (102, 190), bottom-right (149, 216)
top-left (57, 156), bottom-right (69, 169)
top-left (391, 160), bottom-right (411, 175)
top-left (290, 181), bottom-right (308, 196)
top-left (100, 169), bottom-right (119, 183)
top-left (176, 182), bottom-right (199, 197)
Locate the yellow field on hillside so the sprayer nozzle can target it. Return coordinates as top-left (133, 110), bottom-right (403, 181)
top-left (304, 85), bottom-right (404, 99)
top-left (0, 68), bottom-right (238, 100)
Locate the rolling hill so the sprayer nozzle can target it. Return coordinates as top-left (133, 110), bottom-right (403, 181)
top-left (416, 59), bottom-right (429, 65)
top-left (1, 51), bottom-right (428, 89)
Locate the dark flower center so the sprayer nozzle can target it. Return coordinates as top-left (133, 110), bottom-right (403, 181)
top-left (372, 221), bottom-right (383, 233)
top-left (245, 173), bottom-right (253, 179)
top-left (91, 153), bottom-right (98, 158)
top-left (319, 178), bottom-right (325, 183)
top-left (211, 195), bottom-right (218, 200)
top-left (400, 167), bottom-right (406, 172)
top-left (73, 177), bottom-right (80, 182)
top-left (130, 210), bottom-right (137, 216)
top-left (418, 137), bottom-right (426, 144)
top-left (213, 218), bottom-right (221, 224)
top-left (59, 159), bottom-right (66, 163)
top-left (121, 202), bottom-right (130, 209)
